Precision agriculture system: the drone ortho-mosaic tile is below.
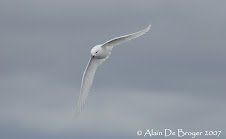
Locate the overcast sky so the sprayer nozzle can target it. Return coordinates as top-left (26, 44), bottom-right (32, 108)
top-left (0, 0), bottom-right (226, 139)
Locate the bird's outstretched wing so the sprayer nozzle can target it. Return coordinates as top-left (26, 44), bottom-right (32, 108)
top-left (76, 25), bottom-right (151, 116)
top-left (75, 57), bottom-right (102, 116)
top-left (101, 24), bottom-right (151, 51)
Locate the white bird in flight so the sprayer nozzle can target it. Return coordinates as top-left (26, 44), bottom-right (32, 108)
top-left (76, 25), bottom-right (151, 116)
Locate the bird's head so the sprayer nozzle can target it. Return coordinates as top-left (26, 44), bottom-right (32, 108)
top-left (90, 45), bottom-right (102, 59)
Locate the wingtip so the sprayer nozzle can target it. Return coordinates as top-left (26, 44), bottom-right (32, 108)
top-left (143, 24), bottom-right (151, 33)
top-left (75, 108), bottom-right (81, 118)
top-left (147, 24), bottom-right (151, 30)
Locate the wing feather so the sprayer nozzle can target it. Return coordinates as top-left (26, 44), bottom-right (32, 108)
top-left (102, 24), bottom-right (151, 51)
top-left (75, 57), bottom-right (102, 116)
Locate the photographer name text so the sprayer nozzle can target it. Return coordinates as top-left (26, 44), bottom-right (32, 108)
top-left (137, 129), bottom-right (221, 138)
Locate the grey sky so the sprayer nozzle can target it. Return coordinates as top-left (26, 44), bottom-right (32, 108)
top-left (0, 0), bottom-right (226, 139)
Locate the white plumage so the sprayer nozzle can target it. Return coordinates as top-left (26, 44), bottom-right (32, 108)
top-left (76, 25), bottom-right (151, 116)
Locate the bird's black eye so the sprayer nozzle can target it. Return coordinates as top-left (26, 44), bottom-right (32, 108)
top-left (96, 52), bottom-right (97, 53)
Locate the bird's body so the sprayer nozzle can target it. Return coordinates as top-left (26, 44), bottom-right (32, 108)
top-left (76, 25), bottom-right (151, 116)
